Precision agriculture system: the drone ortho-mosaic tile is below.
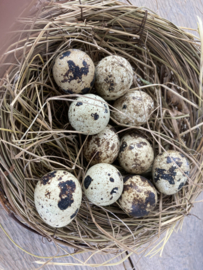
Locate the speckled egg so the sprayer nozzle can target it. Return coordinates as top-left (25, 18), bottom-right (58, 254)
top-left (95, 55), bottom-right (133, 100)
top-left (118, 133), bottom-right (154, 174)
top-left (111, 90), bottom-right (154, 125)
top-left (83, 125), bottom-right (120, 165)
top-left (152, 150), bottom-right (190, 195)
top-left (68, 94), bottom-right (110, 135)
top-left (34, 170), bottom-right (82, 228)
top-left (119, 175), bottom-right (157, 217)
top-left (83, 163), bottom-right (123, 206)
top-left (53, 49), bottom-right (95, 94)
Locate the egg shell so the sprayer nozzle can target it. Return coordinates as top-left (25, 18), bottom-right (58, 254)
top-left (53, 49), bottom-right (95, 94)
top-left (95, 55), bottom-right (133, 100)
top-left (34, 170), bottom-right (82, 228)
top-left (119, 175), bottom-right (157, 217)
top-left (118, 133), bottom-right (154, 174)
top-left (68, 94), bottom-right (110, 135)
top-left (111, 90), bottom-right (154, 125)
top-left (83, 125), bottom-right (120, 165)
top-left (83, 163), bottom-right (123, 206)
top-left (152, 150), bottom-right (190, 195)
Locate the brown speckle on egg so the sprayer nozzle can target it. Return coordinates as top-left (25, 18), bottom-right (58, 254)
top-left (84, 175), bottom-right (93, 189)
top-left (110, 187), bottom-right (118, 194)
top-left (118, 133), bottom-right (154, 174)
top-left (120, 141), bottom-right (127, 152)
top-left (83, 164), bottom-right (123, 206)
top-left (53, 49), bottom-right (95, 94)
top-left (152, 150), bottom-right (190, 195)
top-left (95, 55), bottom-right (133, 100)
top-left (45, 190), bottom-right (51, 199)
top-left (76, 102), bottom-right (83, 106)
top-left (83, 125), bottom-right (120, 165)
top-left (119, 175), bottom-right (157, 217)
top-left (91, 113), bottom-right (99, 120)
top-left (41, 170), bottom-right (57, 185)
top-left (123, 174), bottom-right (134, 183)
top-left (68, 94), bottom-right (110, 135)
top-left (111, 90), bottom-right (154, 126)
top-left (58, 180), bottom-right (76, 210)
top-left (34, 170), bottom-right (82, 228)
top-left (70, 208), bottom-right (79, 219)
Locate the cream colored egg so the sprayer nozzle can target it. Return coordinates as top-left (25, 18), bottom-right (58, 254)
top-left (53, 49), bottom-right (95, 94)
top-left (83, 125), bottom-right (120, 165)
top-left (119, 175), bottom-right (157, 217)
top-left (118, 133), bottom-right (154, 174)
top-left (95, 55), bottom-right (133, 100)
top-left (34, 170), bottom-right (82, 228)
top-left (83, 163), bottom-right (123, 206)
top-left (68, 94), bottom-right (110, 135)
top-left (111, 90), bottom-right (154, 125)
top-left (152, 150), bottom-right (190, 195)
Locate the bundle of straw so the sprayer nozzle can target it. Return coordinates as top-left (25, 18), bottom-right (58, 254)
top-left (0, 0), bottom-right (202, 266)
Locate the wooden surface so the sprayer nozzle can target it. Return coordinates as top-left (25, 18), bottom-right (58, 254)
top-left (1, 193), bottom-right (203, 270)
top-left (1, 0), bottom-right (203, 269)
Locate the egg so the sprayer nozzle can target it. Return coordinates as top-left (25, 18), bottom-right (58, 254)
top-left (68, 94), bottom-right (110, 135)
top-left (111, 90), bottom-right (154, 126)
top-left (152, 150), bottom-right (190, 195)
top-left (119, 175), bottom-right (157, 217)
top-left (95, 55), bottom-right (133, 100)
top-left (83, 125), bottom-right (120, 165)
top-left (53, 49), bottom-right (95, 94)
top-left (118, 133), bottom-right (154, 174)
top-left (34, 170), bottom-right (82, 228)
top-left (83, 163), bottom-right (123, 206)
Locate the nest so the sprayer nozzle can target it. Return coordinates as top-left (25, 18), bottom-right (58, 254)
top-left (0, 0), bottom-right (203, 266)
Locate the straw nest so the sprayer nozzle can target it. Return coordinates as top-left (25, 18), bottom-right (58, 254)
top-left (0, 0), bottom-right (203, 265)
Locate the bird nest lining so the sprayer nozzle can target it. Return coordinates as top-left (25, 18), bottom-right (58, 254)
top-left (0, 0), bottom-right (203, 265)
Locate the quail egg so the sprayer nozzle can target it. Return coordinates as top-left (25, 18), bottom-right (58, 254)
top-left (53, 49), bottom-right (95, 94)
top-left (83, 163), bottom-right (123, 206)
top-left (118, 133), bottom-right (154, 174)
top-left (68, 94), bottom-right (110, 135)
top-left (84, 125), bottom-right (120, 165)
top-left (119, 175), bottom-right (157, 217)
top-left (152, 150), bottom-right (190, 195)
top-left (95, 55), bottom-right (133, 100)
top-left (111, 90), bottom-right (154, 125)
top-left (34, 170), bottom-right (82, 228)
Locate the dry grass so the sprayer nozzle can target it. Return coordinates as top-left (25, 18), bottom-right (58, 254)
top-left (0, 0), bottom-right (203, 267)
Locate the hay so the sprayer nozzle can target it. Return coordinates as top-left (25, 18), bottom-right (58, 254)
top-left (0, 0), bottom-right (203, 266)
